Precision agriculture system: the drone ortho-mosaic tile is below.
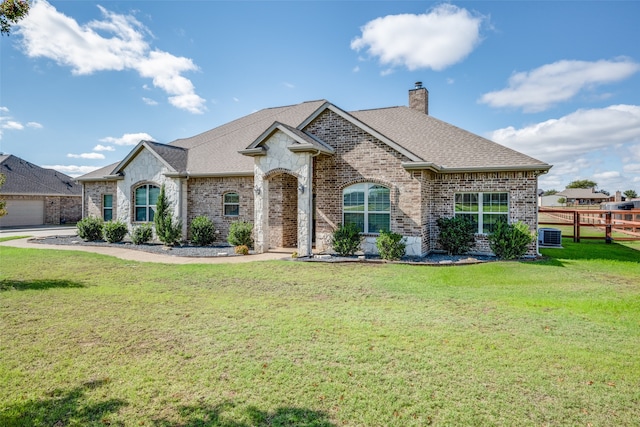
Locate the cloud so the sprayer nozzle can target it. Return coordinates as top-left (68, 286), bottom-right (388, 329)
top-left (0, 108), bottom-right (42, 139)
top-left (42, 164), bottom-right (101, 177)
top-left (17, 1), bottom-right (206, 114)
top-left (282, 82), bottom-right (295, 89)
top-left (142, 97), bottom-right (158, 106)
top-left (351, 4), bottom-right (485, 71)
top-left (99, 132), bottom-right (155, 146)
top-left (489, 104), bottom-right (640, 164)
top-left (593, 170), bottom-right (621, 180)
top-left (2, 121), bottom-right (24, 130)
top-left (0, 107), bottom-right (9, 113)
top-left (67, 152), bottom-right (105, 160)
top-left (93, 144), bottom-right (115, 152)
top-left (26, 122), bottom-right (43, 128)
top-left (480, 58), bottom-right (640, 112)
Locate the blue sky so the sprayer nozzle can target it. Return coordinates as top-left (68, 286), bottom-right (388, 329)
top-left (1, 0), bottom-right (639, 194)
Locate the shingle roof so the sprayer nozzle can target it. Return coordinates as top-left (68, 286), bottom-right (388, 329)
top-left (557, 188), bottom-right (610, 199)
top-left (0, 155), bottom-right (82, 196)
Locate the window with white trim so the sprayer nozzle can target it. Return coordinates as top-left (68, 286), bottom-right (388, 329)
top-left (455, 192), bottom-right (508, 234)
top-left (223, 192), bottom-right (240, 216)
top-left (103, 194), bottom-right (113, 221)
top-left (134, 184), bottom-right (159, 222)
top-left (343, 183), bottom-right (390, 233)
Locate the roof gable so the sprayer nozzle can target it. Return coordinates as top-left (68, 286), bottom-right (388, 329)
top-left (113, 140), bottom-right (188, 176)
top-left (241, 121), bottom-right (335, 156)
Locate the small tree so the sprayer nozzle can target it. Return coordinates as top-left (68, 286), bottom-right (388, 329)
top-left (1, 0), bottom-right (30, 36)
top-left (566, 179), bottom-right (597, 189)
top-left (436, 216), bottom-right (476, 255)
top-left (623, 189), bottom-right (638, 200)
top-left (154, 184), bottom-right (182, 246)
top-left (331, 223), bottom-right (362, 256)
top-left (488, 219), bottom-right (534, 260)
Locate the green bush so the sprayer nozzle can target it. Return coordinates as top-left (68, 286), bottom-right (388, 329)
top-left (154, 184), bottom-right (182, 246)
top-left (331, 223), bottom-right (362, 256)
top-left (131, 223), bottom-right (153, 245)
top-left (376, 230), bottom-right (406, 261)
top-left (103, 220), bottom-right (128, 243)
top-left (76, 216), bottom-right (104, 241)
top-left (488, 219), bottom-right (534, 260)
top-left (190, 216), bottom-right (216, 246)
top-left (228, 221), bottom-right (254, 249)
top-left (436, 216), bottom-right (476, 255)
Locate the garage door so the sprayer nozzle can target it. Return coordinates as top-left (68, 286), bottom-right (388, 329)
top-left (0, 200), bottom-right (45, 227)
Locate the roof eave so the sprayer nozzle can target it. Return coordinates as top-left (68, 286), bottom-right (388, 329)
top-left (239, 147), bottom-right (267, 157)
top-left (402, 162), bottom-right (552, 174)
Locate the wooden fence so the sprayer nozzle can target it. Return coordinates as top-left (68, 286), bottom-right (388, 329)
top-left (538, 208), bottom-right (640, 243)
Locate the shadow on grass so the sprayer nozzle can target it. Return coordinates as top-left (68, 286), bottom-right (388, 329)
top-left (0, 379), bottom-right (127, 427)
top-left (152, 401), bottom-right (336, 427)
top-left (537, 239), bottom-right (640, 267)
top-left (0, 278), bottom-right (85, 291)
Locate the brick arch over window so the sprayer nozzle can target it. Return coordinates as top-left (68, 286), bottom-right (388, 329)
top-left (262, 168), bottom-right (301, 181)
top-left (132, 182), bottom-right (160, 222)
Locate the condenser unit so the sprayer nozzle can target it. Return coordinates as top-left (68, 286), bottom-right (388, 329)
top-left (538, 228), bottom-right (562, 247)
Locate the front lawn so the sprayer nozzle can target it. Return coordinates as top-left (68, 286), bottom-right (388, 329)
top-left (1, 241), bottom-right (638, 426)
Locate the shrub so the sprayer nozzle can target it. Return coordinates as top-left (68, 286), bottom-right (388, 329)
top-left (234, 245), bottom-right (249, 255)
top-left (436, 216), bottom-right (476, 255)
top-left (103, 220), bottom-right (128, 243)
top-left (154, 184), bottom-right (183, 246)
top-left (131, 223), bottom-right (153, 245)
top-left (77, 216), bottom-right (104, 241)
top-left (488, 219), bottom-right (534, 260)
top-left (376, 230), bottom-right (406, 261)
top-left (228, 221), bottom-right (254, 248)
top-left (190, 216), bottom-right (216, 246)
top-left (331, 223), bottom-right (362, 256)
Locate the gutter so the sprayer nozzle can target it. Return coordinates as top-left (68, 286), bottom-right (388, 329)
top-left (402, 162), bottom-right (552, 174)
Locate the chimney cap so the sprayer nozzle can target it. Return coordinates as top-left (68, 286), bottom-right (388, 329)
top-left (414, 81), bottom-right (423, 89)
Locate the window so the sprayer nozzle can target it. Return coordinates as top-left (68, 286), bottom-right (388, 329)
top-left (343, 183), bottom-right (390, 233)
top-left (224, 192), bottom-right (239, 216)
top-left (103, 194), bottom-right (113, 221)
top-left (134, 184), bottom-right (159, 222)
top-left (455, 192), bottom-right (508, 233)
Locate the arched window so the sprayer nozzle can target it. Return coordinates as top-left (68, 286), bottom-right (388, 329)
top-left (134, 184), bottom-right (159, 222)
top-left (223, 192), bottom-right (240, 216)
top-left (343, 183), bottom-right (390, 233)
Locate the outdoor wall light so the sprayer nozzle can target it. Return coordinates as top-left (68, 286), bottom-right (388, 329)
top-left (254, 185), bottom-right (261, 195)
top-left (298, 184), bottom-right (305, 194)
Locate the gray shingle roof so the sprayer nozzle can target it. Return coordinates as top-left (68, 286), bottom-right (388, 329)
top-left (557, 188), bottom-right (610, 199)
top-left (0, 155), bottom-right (82, 196)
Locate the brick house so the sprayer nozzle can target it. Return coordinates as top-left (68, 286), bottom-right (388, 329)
top-left (0, 154), bottom-right (82, 227)
top-left (77, 84), bottom-right (551, 256)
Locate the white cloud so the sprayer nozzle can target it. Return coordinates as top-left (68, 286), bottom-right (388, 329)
top-left (593, 171), bottom-right (621, 180)
top-left (42, 164), bottom-right (101, 177)
top-left (67, 152), bottom-right (105, 159)
top-left (623, 163), bottom-right (640, 173)
top-left (17, 1), bottom-right (206, 114)
top-left (99, 132), bottom-right (155, 146)
top-left (628, 144), bottom-right (640, 162)
top-left (489, 104), bottom-right (640, 164)
top-left (0, 107), bottom-right (9, 113)
top-left (26, 122), bottom-right (43, 128)
top-left (93, 144), bottom-right (115, 152)
top-left (282, 82), bottom-right (295, 89)
top-left (480, 58), bottom-right (640, 112)
top-left (351, 4), bottom-right (485, 71)
top-left (142, 97), bottom-right (158, 106)
top-left (2, 121), bottom-right (24, 130)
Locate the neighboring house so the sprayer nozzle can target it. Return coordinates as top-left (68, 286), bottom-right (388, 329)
top-left (0, 154), bottom-right (82, 227)
top-left (77, 83), bottom-right (551, 256)
top-left (556, 188), bottom-right (610, 206)
top-left (539, 195), bottom-right (565, 207)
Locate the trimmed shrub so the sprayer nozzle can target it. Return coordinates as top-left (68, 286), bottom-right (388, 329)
top-left (77, 216), bottom-right (104, 241)
top-left (376, 230), bottom-right (406, 261)
top-left (488, 219), bottom-right (534, 260)
top-left (154, 184), bottom-right (182, 246)
top-left (190, 215), bottom-right (216, 246)
top-left (131, 223), bottom-right (153, 245)
top-left (234, 245), bottom-right (249, 255)
top-left (103, 220), bottom-right (128, 243)
top-left (331, 223), bottom-right (362, 256)
top-left (436, 216), bottom-right (476, 255)
top-left (228, 221), bottom-right (254, 249)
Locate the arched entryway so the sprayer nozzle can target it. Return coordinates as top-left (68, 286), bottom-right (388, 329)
top-left (267, 172), bottom-right (298, 249)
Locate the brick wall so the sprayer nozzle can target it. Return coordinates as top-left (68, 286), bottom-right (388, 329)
top-left (186, 176), bottom-right (254, 242)
top-left (84, 181), bottom-right (117, 219)
top-left (268, 173), bottom-right (298, 248)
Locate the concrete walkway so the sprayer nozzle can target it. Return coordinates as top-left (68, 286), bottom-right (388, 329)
top-left (0, 226), bottom-right (292, 264)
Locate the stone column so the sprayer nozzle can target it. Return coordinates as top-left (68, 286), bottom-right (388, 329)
top-left (253, 173), bottom-right (269, 253)
top-left (297, 154), bottom-right (313, 257)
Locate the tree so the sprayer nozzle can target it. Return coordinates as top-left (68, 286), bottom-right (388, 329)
top-left (154, 184), bottom-right (182, 246)
top-left (542, 189), bottom-right (558, 196)
top-left (1, 0), bottom-right (30, 36)
top-left (566, 179), bottom-right (597, 189)
top-left (0, 173), bottom-right (7, 217)
top-left (624, 189), bottom-right (638, 199)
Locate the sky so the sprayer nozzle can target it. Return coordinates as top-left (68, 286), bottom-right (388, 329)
top-left (1, 0), bottom-right (639, 195)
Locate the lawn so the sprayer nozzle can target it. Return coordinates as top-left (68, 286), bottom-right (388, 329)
top-left (1, 240), bottom-right (639, 426)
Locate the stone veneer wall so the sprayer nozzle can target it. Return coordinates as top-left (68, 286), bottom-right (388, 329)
top-left (186, 176), bottom-right (254, 242)
top-left (84, 181), bottom-right (118, 219)
top-left (428, 171), bottom-right (541, 255)
top-left (307, 109), bottom-right (423, 255)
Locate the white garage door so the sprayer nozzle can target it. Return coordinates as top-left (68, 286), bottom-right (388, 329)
top-left (0, 200), bottom-right (45, 227)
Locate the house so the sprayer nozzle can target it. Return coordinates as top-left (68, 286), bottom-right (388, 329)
top-left (556, 188), bottom-right (610, 206)
top-left (77, 83), bottom-right (551, 257)
top-left (0, 154), bottom-right (82, 227)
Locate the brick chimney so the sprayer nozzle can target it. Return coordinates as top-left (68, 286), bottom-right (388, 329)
top-left (409, 81), bottom-right (428, 115)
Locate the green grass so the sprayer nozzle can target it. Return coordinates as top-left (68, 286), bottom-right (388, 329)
top-left (0, 236), bottom-right (30, 242)
top-left (0, 241), bottom-right (639, 426)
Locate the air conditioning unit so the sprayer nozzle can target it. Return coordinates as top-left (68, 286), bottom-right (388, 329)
top-left (538, 228), bottom-right (562, 247)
